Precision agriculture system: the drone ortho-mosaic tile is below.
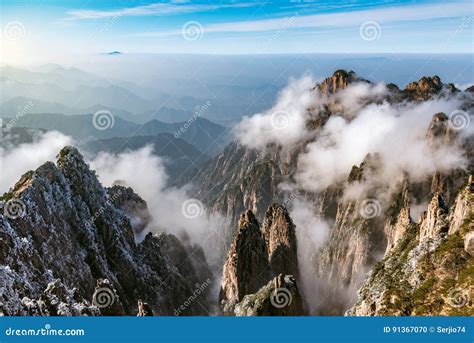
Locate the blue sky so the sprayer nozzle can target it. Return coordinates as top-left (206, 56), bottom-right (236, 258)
top-left (1, 0), bottom-right (472, 64)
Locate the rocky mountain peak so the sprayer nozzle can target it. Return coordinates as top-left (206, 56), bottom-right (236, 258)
top-left (425, 112), bottom-right (458, 146)
top-left (405, 75), bottom-right (443, 100)
top-left (261, 204), bottom-right (299, 277)
top-left (220, 210), bottom-right (269, 313)
top-left (220, 205), bottom-right (302, 315)
top-left (318, 69), bottom-right (360, 95)
top-left (56, 145), bottom-right (107, 211)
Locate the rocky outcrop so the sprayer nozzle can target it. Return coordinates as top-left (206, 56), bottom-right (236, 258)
top-left (233, 274), bottom-right (304, 316)
top-left (347, 177), bottom-right (473, 316)
top-left (405, 76), bottom-right (443, 101)
top-left (418, 193), bottom-right (449, 241)
top-left (108, 184), bottom-right (151, 235)
top-left (425, 113), bottom-right (455, 146)
top-left (318, 70), bottom-right (359, 95)
top-left (384, 189), bottom-right (413, 254)
top-left (92, 279), bottom-right (125, 316)
top-left (261, 204), bottom-right (299, 278)
top-left (0, 146), bottom-right (211, 316)
top-left (220, 205), bottom-right (302, 315)
top-left (449, 176), bottom-right (473, 235)
top-left (219, 211), bottom-right (269, 313)
top-left (137, 300), bottom-right (153, 316)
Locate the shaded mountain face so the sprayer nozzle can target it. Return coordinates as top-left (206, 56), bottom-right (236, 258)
top-left (220, 205), bottom-right (304, 316)
top-left (0, 147), bottom-right (213, 316)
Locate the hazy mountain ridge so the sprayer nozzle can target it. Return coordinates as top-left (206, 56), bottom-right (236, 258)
top-left (2, 113), bottom-right (228, 157)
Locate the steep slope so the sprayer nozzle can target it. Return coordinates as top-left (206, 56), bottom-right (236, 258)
top-left (347, 177), bottom-right (473, 316)
top-left (0, 146), bottom-right (212, 316)
top-left (220, 204), bottom-right (304, 316)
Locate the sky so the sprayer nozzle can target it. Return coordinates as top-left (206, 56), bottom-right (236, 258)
top-left (0, 0), bottom-right (473, 64)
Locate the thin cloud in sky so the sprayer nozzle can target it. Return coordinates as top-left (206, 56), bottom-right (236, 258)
top-left (66, 1), bottom-right (262, 20)
top-left (128, 1), bottom-right (471, 37)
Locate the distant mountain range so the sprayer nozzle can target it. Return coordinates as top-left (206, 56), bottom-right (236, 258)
top-left (0, 65), bottom-right (217, 123)
top-left (84, 134), bottom-right (209, 180)
top-left (3, 112), bottom-right (228, 156)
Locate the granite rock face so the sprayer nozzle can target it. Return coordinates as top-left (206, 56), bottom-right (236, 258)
top-left (234, 274), bottom-right (305, 316)
top-left (347, 178), bottom-right (473, 316)
top-left (219, 211), bottom-right (270, 313)
top-left (262, 204), bottom-right (299, 278)
top-left (318, 69), bottom-right (360, 95)
top-left (220, 205), bottom-right (303, 315)
top-left (405, 76), bottom-right (444, 100)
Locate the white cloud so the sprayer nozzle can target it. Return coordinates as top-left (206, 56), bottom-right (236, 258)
top-left (67, 1), bottom-right (260, 20)
top-left (130, 1), bottom-right (470, 37)
top-left (233, 75), bottom-right (322, 150)
top-left (89, 146), bottom-right (226, 267)
top-left (295, 97), bottom-right (467, 193)
top-left (0, 131), bottom-right (73, 194)
top-left (235, 74), bottom-right (470, 199)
